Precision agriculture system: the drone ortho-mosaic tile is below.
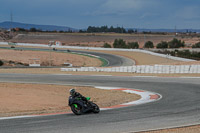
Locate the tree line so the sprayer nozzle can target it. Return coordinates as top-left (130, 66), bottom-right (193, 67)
top-left (104, 38), bottom-right (200, 49)
top-left (86, 26), bottom-right (127, 33)
top-left (11, 26), bottom-right (139, 34)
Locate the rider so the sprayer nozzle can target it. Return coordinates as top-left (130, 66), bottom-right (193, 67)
top-left (69, 88), bottom-right (88, 102)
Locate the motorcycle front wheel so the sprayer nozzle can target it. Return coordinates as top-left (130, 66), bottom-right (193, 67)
top-left (70, 103), bottom-right (82, 115)
top-left (91, 103), bottom-right (100, 113)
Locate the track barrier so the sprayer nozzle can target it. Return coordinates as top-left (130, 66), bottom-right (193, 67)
top-left (61, 65), bottom-right (200, 74)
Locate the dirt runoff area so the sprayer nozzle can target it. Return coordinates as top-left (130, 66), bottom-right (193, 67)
top-left (0, 82), bottom-right (140, 117)
top-left (0, 48), bottom-right (102, 67)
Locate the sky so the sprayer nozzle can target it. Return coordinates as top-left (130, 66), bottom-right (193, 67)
top-left (0, 0), bottom-right (200, 29)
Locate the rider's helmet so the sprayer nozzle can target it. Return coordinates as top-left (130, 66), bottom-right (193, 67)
top-left (69, 88), bottom-right (75, 96)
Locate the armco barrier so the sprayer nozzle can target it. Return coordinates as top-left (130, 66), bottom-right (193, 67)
top-left (61, 65), bottom-right (200, 74)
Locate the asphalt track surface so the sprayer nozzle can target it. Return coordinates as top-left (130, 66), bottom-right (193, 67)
top-left (70, 50), bottom-right (135, 66)
top-left (0, 73), bottom-right (200, 133)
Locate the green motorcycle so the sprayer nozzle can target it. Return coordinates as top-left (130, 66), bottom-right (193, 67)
top-left (69, 96), bottom-right (100, 115)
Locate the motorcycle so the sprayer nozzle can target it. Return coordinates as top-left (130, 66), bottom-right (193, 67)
top-left (68, 96), bottom-right (100, 115)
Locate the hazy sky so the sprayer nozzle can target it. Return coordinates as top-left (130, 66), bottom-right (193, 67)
top-left (0, 0), bottom-right (200, 29)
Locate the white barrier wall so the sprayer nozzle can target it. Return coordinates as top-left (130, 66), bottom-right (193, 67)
top-left (61, 65), bottom-right (200, 74)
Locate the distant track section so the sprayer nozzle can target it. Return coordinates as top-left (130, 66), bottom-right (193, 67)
top-left (0, 46), bottom-right (135, 67)
top-left (0, 42), bottom-right (195, 62)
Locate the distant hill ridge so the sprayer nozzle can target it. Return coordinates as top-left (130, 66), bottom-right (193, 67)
top-left (0, 21), bottom-right (76, 31)
top-left (0, 21), bottom-right (200, 33)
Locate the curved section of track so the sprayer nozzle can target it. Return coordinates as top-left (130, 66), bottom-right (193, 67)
top-left (70, 50), bottom-right (135, 66)
top-left (0, 46), bottom-right (135, 67)
top-left (0, 74), bottom-right (199, 133)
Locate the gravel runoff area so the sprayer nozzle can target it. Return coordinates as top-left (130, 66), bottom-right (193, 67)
top-left (0, 82), bottom-right (140, 117)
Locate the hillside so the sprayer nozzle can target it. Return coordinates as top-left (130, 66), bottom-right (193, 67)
top-left (0, 21), bottom-right (76, 31)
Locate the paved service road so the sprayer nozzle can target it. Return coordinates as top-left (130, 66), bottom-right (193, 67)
top-left (0, 73), bottom-right (200, 133)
